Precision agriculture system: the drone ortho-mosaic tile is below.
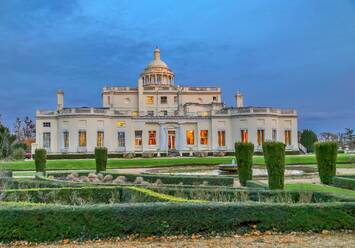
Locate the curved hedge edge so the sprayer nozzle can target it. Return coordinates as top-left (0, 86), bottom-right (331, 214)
top-left (333, 176), bottom-right (355, 190)
top-left (127, 186), bottom-right (205, 203)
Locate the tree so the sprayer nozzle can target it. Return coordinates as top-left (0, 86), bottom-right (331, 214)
top-left (300, 129), bottom-right (318, 153)
top-left (319, 132), bottom-right (338, 142)
top-left (22, 116), bottom-right (35, 141)
top-left (0, 122), bottom-right (16, 159)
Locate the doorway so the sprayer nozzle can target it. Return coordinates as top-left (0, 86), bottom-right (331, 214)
top-left (168, 130), bottom-right (176, 150)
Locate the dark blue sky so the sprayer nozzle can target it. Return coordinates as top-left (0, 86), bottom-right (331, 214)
top-left (0, 0), bottom-right (354, 133)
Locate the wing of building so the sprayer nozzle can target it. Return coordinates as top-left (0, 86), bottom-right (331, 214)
top-left (34, 48), bottom-right (299, 155)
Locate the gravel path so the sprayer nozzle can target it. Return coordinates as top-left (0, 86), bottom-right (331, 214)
top-left (4, 232), bottom-right (354, 248)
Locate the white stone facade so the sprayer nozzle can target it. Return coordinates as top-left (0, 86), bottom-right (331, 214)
top-left (34, 48), bottom-right (299, 155)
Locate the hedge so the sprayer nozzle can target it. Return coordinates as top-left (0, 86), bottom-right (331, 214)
top-left (314, 142), bottom-right (338, 185)
top-left (0, 201), bottom-right (354, 242)
top-left (0, 170), bottom-right (12, 178)
top-left (95, 147), bottom-right (108, 172)
top-left (34, 149), bottom-right (47, 173)
top-left (262, 142), bottom-right (285, 190)
top-left (333, 176), bottom-right (355, 190)
top-left (246, 180), bottom-right (268, 189)
top-left (235, 142), bottom-right (254, 186)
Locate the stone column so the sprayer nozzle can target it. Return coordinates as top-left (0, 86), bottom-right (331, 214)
top-left (160, 125), bottom-right (166, 152)
top-left (177, 124), bottom-right (184, 152)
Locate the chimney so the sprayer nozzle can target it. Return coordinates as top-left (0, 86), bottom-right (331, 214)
top-left (235, 90), bottom-right (244, 108)
top-left (57, 89), bottom-right (64, 111)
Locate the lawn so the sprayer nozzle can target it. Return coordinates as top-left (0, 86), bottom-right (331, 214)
top-left (1, 153), bottom-right (354, 171)
top-left (285, 183), bottom-right (355, 197)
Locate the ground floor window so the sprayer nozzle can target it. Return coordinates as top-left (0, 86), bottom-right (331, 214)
top-left (257, 129), bottom-right (265, 145)
top-left (118, 132), bottom-right (125, 147)
top-left (148, 130), bottom-right (157, 145)
top-left (97, 131), bottom-right (104, 147)
top-left (218, 130), bottom-right (226, 146)
top-left (186, 130), bottom-right (195, 145)
top-left (241, 129), bottom-right (248, 143)
top-left (272, 129), bottom-right (277, 141)
top-left (135, 131), bottom-right (142, 146)
top-left (79, 130), bottom-right (87, 147)
top-left (63, 131), bottom-right (69, 148)
top-left (285, 130), bottom-right (292, 145)
top-left (200, 130), bottom-right (208, 145)
top-left (43, 132), bottom-right (51, 149)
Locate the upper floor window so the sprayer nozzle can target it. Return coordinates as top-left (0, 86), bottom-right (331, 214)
top-left (148, 130), bottom-right (157, 145)
top-left (78, 130), bottom-right (87, 147)
top-left (213, 96), bottom-right (217, 102)
top-left (218, 130), bottom-right (226, 146)
top-left (135, 131), bottom-right (143, 146)
top-left (200, 130), bottom-right (208, 145)
top-left (97, 131), bottom-right (104, 147)
top-left (43, 132), bottom-right (51, 149)
top-left (241, 129), bottom-right (248, 143)
top-left (186, 130), bottom-right (195, 145)
top-left (118, 132), bottom-right (125, 147)
top-left (257, 129), bottom-right (265, 145)
top-left (161, 96), bottom-right (168, 104)
top-left (63, 131), bottom-right (69, 148)
top-left (43, 122), bottom-right (51, 127)
top-left (285, 130), bottom-right (292, 145)
top-left (146, 96), bottom-right (154, 104)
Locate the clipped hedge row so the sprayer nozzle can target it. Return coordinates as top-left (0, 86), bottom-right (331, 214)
top-left (0, 178), bottom-right (85, 190)
top-left (0, 201), bottom-right (354, 242)
top-left (333, 176), bottom-right (355, 190)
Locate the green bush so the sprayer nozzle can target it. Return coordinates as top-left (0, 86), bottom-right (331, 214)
top-left (34, 149), bottom-right (47, 173)
top-left (0, 201), bottom-right (354, 242)
top-left (314, 141), bottom-right (338, 185)
top-left (235, 142), bottom-right (254, 186)
top-left (300, 129), bottom-right (318, 153)
top-left (11, 148), bottom-right (25, 160)
top-left (262, 142), bottom-right (285, 190)
top-left (333, 176), bottom-right (355, 190)
top-left (95, 147), bottom-right (108, 172)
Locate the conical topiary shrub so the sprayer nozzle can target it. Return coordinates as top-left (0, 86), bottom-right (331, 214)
top-left (262, 141), bottom-right (285, 190)
top-left (235, 142), bottom-right (254, 186)
top-left (314, 141), bottom-right (338, 185)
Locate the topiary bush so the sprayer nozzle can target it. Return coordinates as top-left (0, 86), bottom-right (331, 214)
top-left (95, 147), bottom-right (108, 173)
top-left (34, 149), bottom-right (47, 173)
top-left (235, 142), bottom-right (254, 186)
top-left (262, 141), bottom-right (285, 190)
top-left (314, 141), bottom-right (338, 185)
top-left (11, 147), bottom-right (25, 160)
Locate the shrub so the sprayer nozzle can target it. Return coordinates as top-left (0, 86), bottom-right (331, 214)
top-left (333, 176), bottom-right (355, 190)
top-left (262, 141), bottom-right (285, 190)
top-left (300, 129), bottom-right (318, 153)
top-left (314, 141), bottom-right (338, 185)
top-left (235, 142), bottom-right (254, 186)
top-left (34, 149), bottom-right (47, 173)
top-left (95, 147), bottom-right (108, 173)
top-left (11, 148), bottom-right (25, 160)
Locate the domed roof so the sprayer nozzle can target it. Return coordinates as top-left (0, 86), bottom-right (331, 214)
top-left (146, 48), bottom-right (168, 68)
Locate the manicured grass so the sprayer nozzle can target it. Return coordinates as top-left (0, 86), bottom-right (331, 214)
top-left (1, 154), bottom-right (354, 171)
top-left (285, 183), bottom-right (355, 197)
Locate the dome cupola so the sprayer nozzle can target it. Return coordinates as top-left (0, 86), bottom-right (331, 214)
top-left (140, 47), bottom-right (175, 86)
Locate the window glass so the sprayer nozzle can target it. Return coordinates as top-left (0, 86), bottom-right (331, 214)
top-left (63, 131), bottom-right (69, 148)
top-left (272, 129), bottom-right (277, 141)
top-left (146, 96), bottom-right (154, 104)
top-left (118, 132), bottom-right (125, 147)
top-left (186, 130), bottom-right (195, 145)
top-left (135, 131), bottom-right (143, 146)
top-left (218, 130), bottom-right (225, 146)
top-left (285, 130), bottom-right (292, 145)
top-left (148, 130), bottom-right (157, 145)
top-left (97, 131), bottom-right (104, 147)
top-left (241, 129), bottom-right (248, 143)
top-left (43, 132), bottom-right (51, 149)
top-left (79, 131), bottom-right (87, 147)
top-left (43, 122), bottom-right (51, 127)
top-left (257, 129), bottom-right (265, 145)
top-left (200, 130), bottom-right (208, 145)
top-left (161, 96), bottom-right (168, 104)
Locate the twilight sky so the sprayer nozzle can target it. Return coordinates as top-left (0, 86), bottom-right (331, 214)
top-left (0, 0), bottom-right (354, 133)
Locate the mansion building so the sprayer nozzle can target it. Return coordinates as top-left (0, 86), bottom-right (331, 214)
top-left (34, 48), bottom-right (299, 155)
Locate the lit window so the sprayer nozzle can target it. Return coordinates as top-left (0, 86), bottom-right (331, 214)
top-left (147, 111), bottom-right (154, 116)
top-left (257, 129), bottom-right (265, 145)
top-left (135, 131), bottom-right (142, 146)
top-left (43, 122), bottom-right (51, 127)
top-left (186, 130), bottom-right (195, 145)
top-left (118, 132), bottom-right (125, 147)
top-left (161, 96), bottom-right (168, 104)
top-left (43, 132), bottom-right (51, 149)
top-left (218, 130), bottom-right (226, 146)
top-left (146, 96), bottom-right (154, 104)
top-left (200, 130), bottom-right (208, 145)
top-left (285, 130), bottom-right (292, 145)
top-left (97, 131), bottom-right (104, 147)
top-left (63, 131), bottom-right (69, 148)
top-left (148, 130), bottom-right (157, 145)
top-left (272, 129), bottom-right (277, 141)
top-left (241, 129), bottom-right (248, 143)
top-left (79, 131), bottom-right (87, 147)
